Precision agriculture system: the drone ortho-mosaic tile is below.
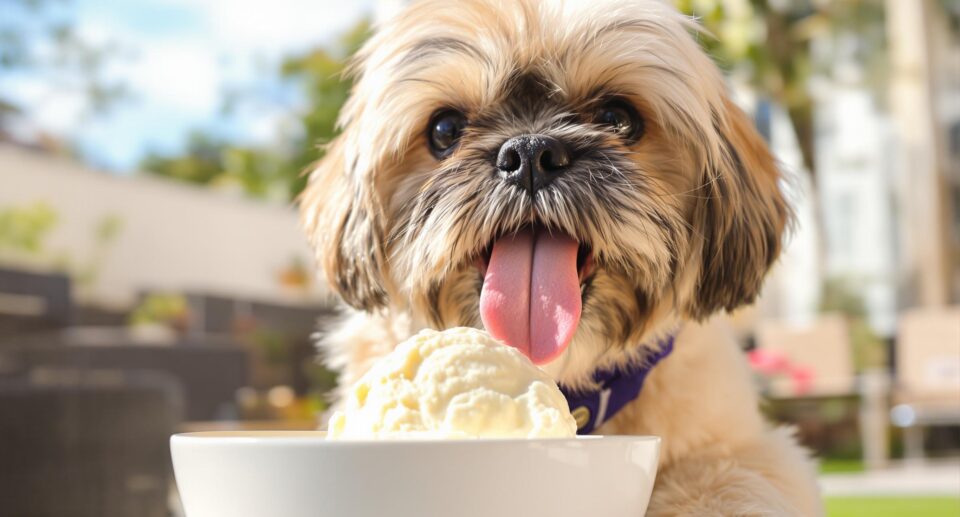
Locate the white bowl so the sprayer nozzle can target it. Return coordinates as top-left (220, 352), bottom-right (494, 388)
top-left (171, 431), bottom-right (660, 517)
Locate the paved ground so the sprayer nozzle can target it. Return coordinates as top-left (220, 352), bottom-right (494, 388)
top-left (820, 461), bottom-right (960, 497)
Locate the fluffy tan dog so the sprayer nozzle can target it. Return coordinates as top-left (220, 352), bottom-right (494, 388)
top-left (300, 0), bottom-right (823, 514)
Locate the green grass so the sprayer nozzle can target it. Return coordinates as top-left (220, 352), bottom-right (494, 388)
top-left (818, 459), bottom-right (865, 474)
top-left (825, 497), bottom-right (960, 517)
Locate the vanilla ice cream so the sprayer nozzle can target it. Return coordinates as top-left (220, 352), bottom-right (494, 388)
top-left (326, 327), bottom-right (577, 439)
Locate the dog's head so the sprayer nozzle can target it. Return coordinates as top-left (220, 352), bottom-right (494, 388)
top-left (300, 0), bottom-right (789, 387)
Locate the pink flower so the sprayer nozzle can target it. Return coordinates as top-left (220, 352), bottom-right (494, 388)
top-left (748, 349), bottom-right (790, 375)
top-left (790, 367), bottom-right (814, 395)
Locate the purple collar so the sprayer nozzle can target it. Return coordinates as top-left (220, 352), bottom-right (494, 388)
top-left (559, 335), bottom-right (675, 434)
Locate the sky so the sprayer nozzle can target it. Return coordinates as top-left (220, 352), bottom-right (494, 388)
top-left (1, 0), bottom-right (376, 171)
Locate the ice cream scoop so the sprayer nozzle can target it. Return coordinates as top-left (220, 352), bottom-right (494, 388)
top-left (326, 327), bottom-right (577, 439)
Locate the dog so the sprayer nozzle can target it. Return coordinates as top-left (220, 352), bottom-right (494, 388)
top-left (299, 0), bottom-right (823, 514)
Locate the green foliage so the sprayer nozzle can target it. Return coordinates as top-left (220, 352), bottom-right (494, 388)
top-left (279, 18), bottom-right (371, 197)
top-left (94, 213), bottom-right (123, 243)
top-left (0, 0), bottom-right (127, 135)
top-left (141, 133), bottom-right (230, 185)
top-left (820, 277), bottom-right (869, 319)
top-left (675, 0), bottom-right (887, 175)
top-left (74, 213), bottom-right (123, 286)
top-left (679, 0), bottom-right (886, 97)
top-left (249, 326), bottom-right (291, 365)
top-left (942, 0), bottom-right (960, 34)
top-left (0, 201), bottom-right (58, 254)
top-left (129, 293), bottom-right (189, 327)
top-left (820, 277), bottom-right (887, 371)
top-left (139, 19), bottom-right (372, 201)
top-left (818, 458), bottom-right (864, 474)
top-left (0, 202), bottom-right (124, 290)
top-left (303, 359), bottom-right (339, 407)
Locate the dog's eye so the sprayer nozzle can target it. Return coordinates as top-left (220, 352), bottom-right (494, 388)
top-left (595, 101), bottom-right (643, 141)
top-left (428, 109), bottom-right (467, 157)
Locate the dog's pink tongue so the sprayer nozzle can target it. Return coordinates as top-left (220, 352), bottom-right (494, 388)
top-left (480, 228), bottom-right (581, 365)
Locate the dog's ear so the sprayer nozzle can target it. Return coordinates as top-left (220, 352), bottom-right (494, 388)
top-left (684, 98), bottom-right (791, 319)
top-left (299, 138), bottom-right (389, 311)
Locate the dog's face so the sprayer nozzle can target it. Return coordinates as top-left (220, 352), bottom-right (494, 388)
top-left (301, 0), bottom-right (789, 388)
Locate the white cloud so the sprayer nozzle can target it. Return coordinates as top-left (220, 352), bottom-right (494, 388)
top-left (75, 15), bottom-right (222, 116)
top-left (125, 42), bottom-right (222, 113)
top-left (0, 75), bottom-right (87, 136)
top-left (163, 0), bottom-right (375, 55)
top-left (32, 93), bottom-right (89, 135)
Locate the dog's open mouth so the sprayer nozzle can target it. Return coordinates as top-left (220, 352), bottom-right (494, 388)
top-left (477, 225), bottom-right (592, 365)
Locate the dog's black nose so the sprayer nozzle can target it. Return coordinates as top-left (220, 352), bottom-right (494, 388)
top-left (496, 134), bottom-right (570, 195)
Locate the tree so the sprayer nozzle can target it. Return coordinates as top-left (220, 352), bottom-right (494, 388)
top-left (675, 0), bottom-right (888, 179)
top-left (140, 132), bottom-right (232, 186)
top-left (0, 0), bottom-right (127, 145)
top-left (278, 19), bottom-right (371, 198)
top-left (139, 19), bottom-right (371, 201)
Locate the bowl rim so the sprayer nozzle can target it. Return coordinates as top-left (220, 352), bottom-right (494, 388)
top-left (171, 431), bottom-right (661, 447)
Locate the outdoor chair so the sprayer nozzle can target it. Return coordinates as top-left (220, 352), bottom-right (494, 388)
top-left (754, 314), bottom-right (892, 468)
top-left (0, 268), bottom-right (72, 342)
top-left (754, 314), bottom-right (856, 398)
top-left (890, 306), bottom-right (960, 461)
top-left (0, 368), bottom-right (181, 517)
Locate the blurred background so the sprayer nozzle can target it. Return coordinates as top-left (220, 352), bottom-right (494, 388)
top-left (0, 0), bottom-right (957, 515)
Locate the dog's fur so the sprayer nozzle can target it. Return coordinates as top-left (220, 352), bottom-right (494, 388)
top-left (299, 0), bottom-right (823, 514)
